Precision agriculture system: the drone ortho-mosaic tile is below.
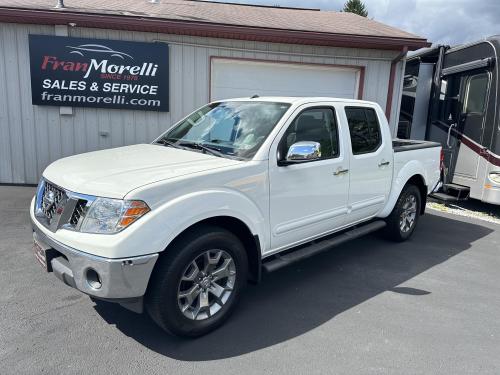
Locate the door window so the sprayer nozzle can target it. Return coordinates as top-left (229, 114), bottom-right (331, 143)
top-left (464, 73), bottom-right (488, 114)
top-left (279, 107), bottom-right (339, 161)
top-left (345, 107), bottom-right (382, 154)
top-left (436, 75), bottom-right (461, 124)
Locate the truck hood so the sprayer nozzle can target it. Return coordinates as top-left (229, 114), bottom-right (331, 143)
top-left (43, 144), bottom-right (242, 198)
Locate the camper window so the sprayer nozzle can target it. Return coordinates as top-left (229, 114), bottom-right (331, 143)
top-left (437, 75), bottom-right (461, 123)
top-left (464, 73), bottom-right (488, 114)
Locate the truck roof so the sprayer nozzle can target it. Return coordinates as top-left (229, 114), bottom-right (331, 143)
top-left (218, 96), bottom-right (378, 106)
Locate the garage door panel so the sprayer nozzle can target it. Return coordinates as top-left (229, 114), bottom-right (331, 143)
top-left (211, 59), bottom-right (360, 101)
top-left (213, 86), bottom-right (357, 100)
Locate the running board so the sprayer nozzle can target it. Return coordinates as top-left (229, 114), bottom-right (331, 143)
top-left (262, 220), bottom-right (387, 273)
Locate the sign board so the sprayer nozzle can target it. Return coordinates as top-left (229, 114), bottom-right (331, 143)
top-left (28, 35), bottom-right (169, 111)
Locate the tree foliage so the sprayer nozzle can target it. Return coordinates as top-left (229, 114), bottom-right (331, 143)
top-left (342, 0), bottom-right (368, 17)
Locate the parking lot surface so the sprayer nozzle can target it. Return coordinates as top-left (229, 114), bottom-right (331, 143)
top-left (1, 186), bottom-right (500, 374)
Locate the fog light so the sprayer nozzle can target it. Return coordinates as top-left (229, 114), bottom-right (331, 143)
top-left (86, 268), bottom-right (102, 289)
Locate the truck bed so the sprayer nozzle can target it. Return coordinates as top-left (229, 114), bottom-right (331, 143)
top-left (391, 138), bottom-right (442, 198)
top-left (393, 139), bottom-right (441, 152)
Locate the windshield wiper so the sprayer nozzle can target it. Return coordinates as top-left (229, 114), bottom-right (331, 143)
top-left (178, 141), bottom-right (226, 158)
top-left (156, 138), bottom-right (182, 149)
top-left (158, 138), bottom-right (239, 159)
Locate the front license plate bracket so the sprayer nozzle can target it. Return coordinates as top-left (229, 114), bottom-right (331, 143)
top-left (33, 234), bottom-right (57, 272)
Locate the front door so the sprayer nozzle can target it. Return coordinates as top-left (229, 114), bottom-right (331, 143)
top-left (268, 105), bottom-right (349, 251)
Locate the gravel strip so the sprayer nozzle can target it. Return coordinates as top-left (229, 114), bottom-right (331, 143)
top-left (427, 199), bottom-right (500, 225)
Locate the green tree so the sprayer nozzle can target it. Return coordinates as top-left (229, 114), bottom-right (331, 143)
top-left (342, 0), bottom-right (368, 17)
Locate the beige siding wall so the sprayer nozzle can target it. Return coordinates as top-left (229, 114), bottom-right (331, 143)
top-left (0, 22), bottom-right (401, 184)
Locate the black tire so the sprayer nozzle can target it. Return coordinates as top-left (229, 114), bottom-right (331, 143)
top-left (383, 184), bottom-right (421, 242)
top-left (145, 225), bottom-right (248, 337)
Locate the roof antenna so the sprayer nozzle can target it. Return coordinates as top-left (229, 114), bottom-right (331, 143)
top-left (251, 94), bottom-right (259, 98)
top-left (54, 0), bottom-right (65, 8)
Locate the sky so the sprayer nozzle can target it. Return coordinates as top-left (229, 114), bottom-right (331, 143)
top-left (209, 0), bottom-right (499, 46)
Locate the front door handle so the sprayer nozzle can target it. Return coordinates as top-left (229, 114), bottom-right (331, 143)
top-left (378, 160), bottom-right (390, 167)
top-left (333, 167), bottom-right (349, 176)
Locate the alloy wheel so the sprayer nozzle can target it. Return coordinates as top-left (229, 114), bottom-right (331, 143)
top-left (177, 249), bottom-right (236, 321)
top-left (399, 194), bottom-right (417, 233)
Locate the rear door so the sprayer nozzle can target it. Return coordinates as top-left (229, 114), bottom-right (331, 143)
top-left (343, 105), bottom-right (393, 224)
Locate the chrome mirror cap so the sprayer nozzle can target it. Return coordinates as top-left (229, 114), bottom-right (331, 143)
top-left (285, 141), bottom-right (321, 163)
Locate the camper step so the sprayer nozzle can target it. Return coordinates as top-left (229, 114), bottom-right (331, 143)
top-left (430, 192), bottom-right (463, 202)
top-left (443, 183), bottom-right (470, 192)
top-left (262, 220), bottom-right (387, 273)
top-left (443, 183), bottom-right (470, 199)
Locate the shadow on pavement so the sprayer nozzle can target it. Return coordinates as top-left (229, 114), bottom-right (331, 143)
top-left (93, 213), bottom-right (493, 360)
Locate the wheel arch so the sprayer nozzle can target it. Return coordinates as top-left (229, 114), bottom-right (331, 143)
top-left (379, 164), bottom-right (429, 218)
top-left (158, 216), bottom-right (262, 284)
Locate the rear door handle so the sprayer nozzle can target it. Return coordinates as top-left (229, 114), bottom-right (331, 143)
top-left (334, 167), bottom-right (349, 176)
top-left (378, 160), bottom-right (390, 167)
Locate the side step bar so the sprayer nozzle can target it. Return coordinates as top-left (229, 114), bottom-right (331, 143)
top-left (262, 220), bottom-right (387, 273)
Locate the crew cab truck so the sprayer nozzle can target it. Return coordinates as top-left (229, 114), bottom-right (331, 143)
top-left (30, 97), bottom-right (441, 337)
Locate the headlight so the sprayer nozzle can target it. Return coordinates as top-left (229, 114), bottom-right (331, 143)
top-left (80, 198), bottom-right (150, 234)
top-left (489, 172), bottom-right (500, 184)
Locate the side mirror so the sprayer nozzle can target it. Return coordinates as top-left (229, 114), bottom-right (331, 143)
top-left (283, 141), bottom-right (321, 164)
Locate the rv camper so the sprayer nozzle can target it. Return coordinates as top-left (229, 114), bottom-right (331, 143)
top-left (399, 36), bottom-right (500, 205)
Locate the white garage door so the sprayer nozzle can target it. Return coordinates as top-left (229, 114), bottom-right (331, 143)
top-left (210, 58), bottom-right (361, 101)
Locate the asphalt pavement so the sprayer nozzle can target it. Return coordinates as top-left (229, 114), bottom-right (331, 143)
top-left (1, 185), bottom-right (499, 374)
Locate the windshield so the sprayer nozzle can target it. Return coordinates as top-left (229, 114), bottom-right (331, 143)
top-left (156, 101), bottom-right (291, 160)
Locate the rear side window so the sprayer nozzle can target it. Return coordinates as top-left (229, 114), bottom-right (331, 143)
top-left (345, 107), bottom-right (382, 154)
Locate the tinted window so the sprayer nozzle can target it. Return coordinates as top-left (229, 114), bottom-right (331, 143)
top-left (280, 107), bottom-right (339, 160)
top-left (465, 73), bottom-right (488, 113)
top-left (345, 107), bottom-right (382, 154)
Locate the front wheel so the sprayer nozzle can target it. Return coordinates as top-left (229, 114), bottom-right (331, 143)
top-left (145, 225), bottom-right (248, 337)
top-left (383, 184), bottom-right (421, 242)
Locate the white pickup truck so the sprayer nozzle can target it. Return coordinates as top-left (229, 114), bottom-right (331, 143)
top-left (31, 97), bottom-right (441, 337)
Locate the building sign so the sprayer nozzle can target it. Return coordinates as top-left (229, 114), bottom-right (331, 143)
top-left (28, 35), bottom-right (169, 111)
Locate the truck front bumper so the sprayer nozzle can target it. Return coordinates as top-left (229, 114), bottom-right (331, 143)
top-left (31, 219), bottom-right (159, 312)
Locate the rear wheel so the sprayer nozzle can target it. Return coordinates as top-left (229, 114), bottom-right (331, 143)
top-left (384, 184), bottom-right (421, 242)
top-left (146, 225), bottom-right (248, 337)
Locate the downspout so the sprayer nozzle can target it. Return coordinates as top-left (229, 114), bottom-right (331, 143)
top-left (385, 46), bottom-right (408, 123)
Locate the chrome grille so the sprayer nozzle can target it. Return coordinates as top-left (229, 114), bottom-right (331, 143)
top-left (70, 199), bottom-right (88, 227)
top-left (34, 179), bottom-right (95, 232)
top-left (40, 181), bottom-right (65, 219)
